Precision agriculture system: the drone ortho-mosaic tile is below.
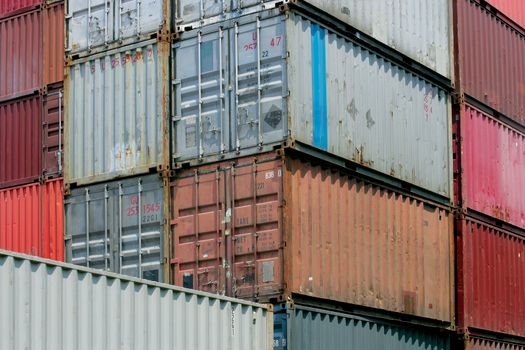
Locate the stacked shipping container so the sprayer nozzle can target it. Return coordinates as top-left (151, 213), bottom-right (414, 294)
top-left (0, 0), bottom-right (65, 261)
top-left (453, 0), bottom-right (525, 347)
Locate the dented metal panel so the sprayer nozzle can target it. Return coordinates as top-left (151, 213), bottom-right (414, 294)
top-left (0, 179), bottom-right (64, 261)
top-left (173, 11), bottom-right (451, 198)
top-left (0, 251), bottom-right (273, 350)
top-left (171, 152), bottom-right (454, 323)
top-left (456, 218), bottom-right (525, 337)
top-left (65, 175), bottom-right (165, 282)
top-left (455, 104), bottom-right (525, 229)
top-left (43, 87), bottom-right (64, 178)
top-left (65, 40), bottom-right (169, 186)
top-left (455, 0), bottom-right (525, 125)
top-left (66, 0), bottom-right (167, 56)
top-left (0, 95), bottom-right (42, 189)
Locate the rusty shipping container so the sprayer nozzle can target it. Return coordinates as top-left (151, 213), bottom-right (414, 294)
top-left (0, 2), bottom-right (64, 101)
top-left (465, 336), bottom-right (525, 350)
top-left (454, 103), bottom-right (525, 229)
top-left (65, 39), bottom-right (169, 186)
top-left (171, 151), bottom-right (454, 323)
top-left (454, 0), bottom-right (525, 126)
top-left (456, 218), bottom-right (525, 337)
top-left (486, 0), bottom-right (525, 29)
top-left (0, 179), bottom-right (64, 261)
top-left (0, 91), bottom-right (63, 188)
top-left (173, 9), bottom-right (452, 199)
top-left (0, 0), bottom-right (40, 18)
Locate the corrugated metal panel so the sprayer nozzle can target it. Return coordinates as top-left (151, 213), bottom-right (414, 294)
top-left (0, 250), bottom-right (273, 350)
top-left (0, 179), bottom-right (64, 261)
top-left (66, 0), bottom-right (167, 57)
top-left (455, 104), bottom-right (525, 229)
top-left (171, 152), bottom-right (454, 323)
top-left (65, 175), bottom-right (165, 282)
top-left (0, 9), bottom-right (42, 101)
top-left (43, 87), bottom-right (64, 178)
top-left (0, 95), bottom-right (42, 188)
top-left (466, 337), bottom-right (525, 350)
top-left (65, 40), bottom-right (169, 186)
top-left (0, 0), bottom-right (40, 18)
top-left (274, 304), bottom-right (452, 350)
top-left (43, 1), bottom-right (64, 87)
top-left (486, 0), bottom-right (525, 29)
top-left (455, 0), bottom-right (525, 125)
top-left (173, 11), bottom-right (451, 198)
top-left (456, 218), bottom-right (525, 337)
top-left (175, 0), bottom-right (451, 79)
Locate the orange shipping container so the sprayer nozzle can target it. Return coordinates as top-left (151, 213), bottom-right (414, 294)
top-left (171, 151), bottom-right (454, 323)
top-left (0, 178), bottom-right (64, 261)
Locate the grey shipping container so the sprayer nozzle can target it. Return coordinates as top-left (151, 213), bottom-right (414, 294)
top-left (273, 303), bottom-right (452, 350)
top-left (0, 250), bottom-right (273, 350)
top-left (172, 9), bottom-right (452, 198)
top-left (175, 0), bottom-right (451, 79)
top-left (65, 174), bottom-right (168, 282)
top-left (66, 0), bottom-right (170, 57)
top-left (65, 39), bottom-right (170, 186)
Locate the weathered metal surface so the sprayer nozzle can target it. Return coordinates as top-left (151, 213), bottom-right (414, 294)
top-left (456, 218), bottom-right (525, 337)
top-left (0, 179), bottom-right (64, 261)
top-left (0, 95), bottom-right (42, 188)
top-left (43, 87), bottom-right (64, 178)
top-left (171, 151), bottom-right (454, 322)
top-left (173, 10), bottom-right (451, 198)
top-left (65, 40), bottom-right (169, 186)
top-left (274, 303), bottom-right (452, 350)
top-left (465, 337), bottom-right (525, 350)
top-left (0, 0), bottom-right (40, 18)
top-left (455, 0), bottom-right (525, 125)
top-left (486, 0), bottom-right (525, 28)
top-left (176, 0), bottom-right (451, 78)
top-left (455, 104), bottom-right (525, 229)
top-left (0, 250), bottom-right (273, 350)
top-left (43, 1), bottom-right (64, 87)
top-left (65, 175), bottom-right (166, 282)
top-left (66, 0), bottom-right (168, 57)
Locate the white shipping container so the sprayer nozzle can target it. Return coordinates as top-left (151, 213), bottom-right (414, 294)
top-left (66, 0), bottom-right (168, 56)
top-left (65, 40), bottom-right (169, 186)
top-left (0, 250), bottom-right (273, 350)
top-left (175, 0), bottom-right (451, 78)
top-left (173, 10), bottom-right (452, 198)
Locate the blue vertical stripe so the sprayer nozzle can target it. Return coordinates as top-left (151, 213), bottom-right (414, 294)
top-left (311, 23), bottom-right (328, 150)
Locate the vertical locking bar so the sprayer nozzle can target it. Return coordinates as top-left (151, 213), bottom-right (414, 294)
top-left (234, 23), bottom-right (240, 151)
top-left (119, 183), bottom-right (123, 274)
top-left (256, 17), bottom-right (263, 148)
top-left (104, 0), bottom-right (109, 46)
top-left (251, 161), bottom-right (258, 296)
top-left (104, 185), bottom-right (109, 271)
top-left (136, 0), bottom-right (141, 36)
top-left (58, 90), bottom-right (63, 173)
top-left (118, 0), bottom-right (122, 39)
top-left (138, 179), bottom-right (143, 278)
top-left (194, 171), bottom-right (200, 288)
top-left (87, 0), bottom-right (92, 50)
top-left (198, 32), bottom-right (204, 158)
top-left (85, 188), bottom-right (90, 268)
top-left (219, 28), bottom-right (225, 154)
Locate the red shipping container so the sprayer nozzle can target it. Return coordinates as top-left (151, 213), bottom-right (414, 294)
top-left (0, 178), bottom-right (64, 261)
top-left (457, 218), bottom-right (525, 337)
top-left (171, 151), bottom-right (454, 323)
top-left (454, 103), bottom-right (525, 229)
top-left (0, 0), bottom-right (41, 19)
top-left (454, 0), bottom-right (525, 125)
top-left (486, 0), bottom-right (525, 29)
top-left (0, 3), bottom-right (64, 101)
top-left (0, 94), bottom-right (42, 188)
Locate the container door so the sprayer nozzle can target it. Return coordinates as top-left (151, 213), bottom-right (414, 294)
top-left (65, 185), bottom-right (113, 272)
top-left (67, 0), bottom-right (113, 53)
top-left (116, 176), bottom-right (164, 282)
top-left (116, 0), bottom-right (164, 41)
top-left (232, 15), bottom-right (287, 152)
top-left (173, 29), bottom-right (229, 161)
top-left (177, 0), bottom-right (229, 25)
top-left (42, 89), bottom-right (63, 178)
top-left (230, 158), bottom-right (283, 300)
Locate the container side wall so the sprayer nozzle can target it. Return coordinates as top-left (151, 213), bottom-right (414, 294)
top-left (65, 41), bottom-right (165, 185)
top-left (0, 0), bottom-right (41, 18)
top-left (0, 95), bottom-right (42, 188)
top-left (0, 10), bottom-right (42, 101)
top-left (459, 104), bottom-right (525, 228)
top-left (455, 0), bottom-right (525, 125)
top-left (466, 337), bottom-right (525, 350)
top-left (0, 252), bottom-right (271, 350)
top-left (43, 1), bottom-right (65, 87)
top-left (486, 0), bottom-right (525, 29)
top-left (281, 305), bottom-right (452, 350)
top-left (457, 218), bottom-right (525, 337)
